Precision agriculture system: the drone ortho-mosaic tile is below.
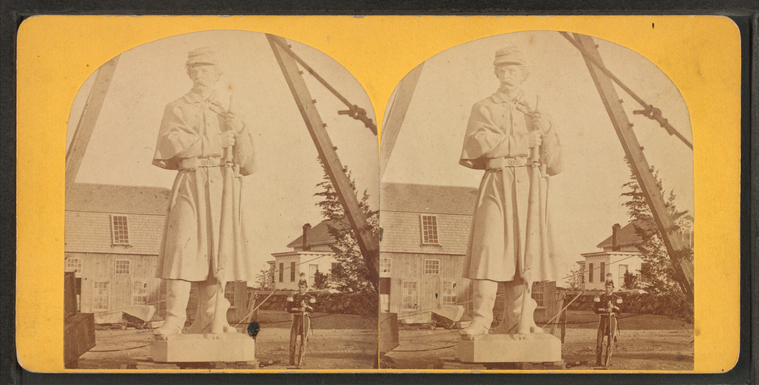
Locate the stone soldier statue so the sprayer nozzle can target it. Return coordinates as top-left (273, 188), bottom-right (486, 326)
top-left (594, 274), bottom-right (622, 367)
top-left (287, 275), bottom-right (315, 367)
top-left (152, 47), bottom-right (255, 337)
top-left (459, 46), bottom-right (563, 337)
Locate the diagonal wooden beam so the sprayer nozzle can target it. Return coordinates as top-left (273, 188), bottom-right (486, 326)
top-left (574, 33), bottom-right (693, 300)
top-left (380, 62), bottom-right (424, 180)
top-left (65, 56), bottom-right (120, 192)
top-left (267, 34), bottom-right (379, 287)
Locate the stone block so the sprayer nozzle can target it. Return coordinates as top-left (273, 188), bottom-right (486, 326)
top-left (458, 333), bottom-right (561, 363)
top-left (151, 332), bottom-right (256, 363)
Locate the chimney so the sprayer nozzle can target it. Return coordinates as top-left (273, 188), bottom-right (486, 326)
top-left (612, 223), bottom-right (622, 251)
top-left (302, 223), bottom-right (312, 251)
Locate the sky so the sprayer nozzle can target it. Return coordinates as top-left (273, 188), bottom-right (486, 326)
top-left (381, 31), bottom-right (694, 286)
top-left (66, 30), bottom-right (379, 284)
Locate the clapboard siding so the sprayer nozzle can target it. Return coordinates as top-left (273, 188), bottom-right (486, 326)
top-left (384, 252), bottom-right (471, 317)
top-left (72, 253), bottom-right (162, 317)
top-left (65, 211), bottom-right (165, 255)
top-left (380, 211), bottom-right (472, 255)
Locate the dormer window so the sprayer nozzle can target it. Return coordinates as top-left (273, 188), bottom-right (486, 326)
top-left (111, 215), bottom-right (130, 245)
top-left (420, 215), bottom-right (439, 245)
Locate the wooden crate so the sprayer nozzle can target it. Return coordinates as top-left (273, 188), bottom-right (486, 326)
top-left (64, 313), bottom-right (96, 369)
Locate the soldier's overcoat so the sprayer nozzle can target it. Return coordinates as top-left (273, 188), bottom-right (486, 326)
top-left (460, 89), bottom-right (563, 282)
top-left (153, 90), bottom-right (253, 282)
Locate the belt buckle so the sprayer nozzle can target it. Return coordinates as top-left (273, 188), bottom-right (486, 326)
top-left (507, 158), bottom-right (517, 166)
top-left (201, 159), bottom-right (212, 166)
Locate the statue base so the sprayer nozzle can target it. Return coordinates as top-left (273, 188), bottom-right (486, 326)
top-left (151, 332), bottom-right (256, 363)
top-left (458, 333), bottom-right (561, 363)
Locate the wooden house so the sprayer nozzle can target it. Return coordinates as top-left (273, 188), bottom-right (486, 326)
top-left (379, 183), bottom-right (476, 323)
top-left (65, 183), bottom-right (171, 323)
top-left (65, 183), bottom-right (254, 325)
top-left (380, 182), bottom-right (558, 325)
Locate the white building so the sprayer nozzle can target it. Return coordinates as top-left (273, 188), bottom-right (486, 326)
top-left (267, 221), bottom-right (338, 291)
top-left (579, 216), bottom-right (693, 291)
top-left (580, 222), bottom-right (644, 291)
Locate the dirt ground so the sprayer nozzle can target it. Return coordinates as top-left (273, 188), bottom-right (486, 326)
top-left (383, 310), bottom-right (694, 371)
top-left (77, 310), bottom-right (378, 370)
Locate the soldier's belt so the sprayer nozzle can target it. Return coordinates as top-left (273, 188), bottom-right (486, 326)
top-left (486, 156), bottom-right (528, 169)
top-left (179, 156), bottom-right (223, 170)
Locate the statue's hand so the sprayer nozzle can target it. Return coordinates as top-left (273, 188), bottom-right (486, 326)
top-left (532, 111), bottom-right (549, 134)
top-left (219, 131), bottom-right (236, 148)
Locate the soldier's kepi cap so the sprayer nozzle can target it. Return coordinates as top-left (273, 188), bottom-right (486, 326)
top-left (494, 46), bottom-right (527, 66)
top-left (187, 47), bottom-right (219, 66)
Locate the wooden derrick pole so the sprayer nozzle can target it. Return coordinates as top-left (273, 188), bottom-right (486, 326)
top-left (573, 33), bottom-right (694, 300)
top-left (267, 34), bottom-right (380, 287)
top-left (65, 56), bottom-right (120, 192)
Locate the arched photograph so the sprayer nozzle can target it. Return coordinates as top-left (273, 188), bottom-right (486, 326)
top-left (379, 30), bottom-right (694, 370)
top-left (63, 30), bottom-right (380, 370)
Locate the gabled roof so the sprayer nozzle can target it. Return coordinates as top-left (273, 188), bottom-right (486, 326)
top-left (286, 219), bottom-right (339, 249)
top-left (596, 220), bottom-right (650, 249)
top-left (66, 183), bottom-right (171, 215)
top-left (380, 182), bottom-right (478, 215)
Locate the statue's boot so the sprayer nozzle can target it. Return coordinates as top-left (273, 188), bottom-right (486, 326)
top-left (460, 280), bottom-right (497, 336)
top-left (154, 279), bottom-right (191, 337)
top-left (186, 278), bottom-right (235, 334)
top-left (492, 280), bottom-right (543, 334)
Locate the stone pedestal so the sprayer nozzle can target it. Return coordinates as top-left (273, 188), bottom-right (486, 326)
top-left (151, 332), bottom-right (256, 363)
top-left (458, 333), bottom-right (561, 363)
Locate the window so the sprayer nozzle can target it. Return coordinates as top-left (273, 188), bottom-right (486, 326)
top-left (442, 280), bottom-right (456, 306)
top-left (600, 262), bottom-right (606, 281)
top-left (640, 263), bottom-right (651, 283)
top-left (420, 215), bottom-right (439, 244)
top-left (93, 282), bottom-right (109, 311)
top-left (380, 258), bottom-right (392, 277)
top-left (225, 281), bottom-right (236, 307)
top-left (290, 262), bottom-right (296, 282)
top-left (114, 259), bottom-right (131, 275)
top-left (402, 281), bottom-right (419, 310)
top-left (111, 215), bottom-right (130, 245)
top-left (588, 263), bottom-right (594, 283)
top-left (65, 257), bottom-right (82, 275)
top-left (279, 263), bottom-right (284, 282)
top-left (618, 264), bottom-right (628, 286)
top-left (331, 262), bottom-right (339, 272)
top-left (683, 229), bottom-right (694, 249)
top-left (532, 282), bottom-right (545, 308)
top-left (132, 280), bottom-right (148, 305)
top-left (424, 259), bottom-right (440, 275)
top-left (308, 264), bottom-right (318, 287)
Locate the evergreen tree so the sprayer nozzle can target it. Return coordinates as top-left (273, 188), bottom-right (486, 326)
top-left (621, 161), bottom-right (693, 321)
top-left (313, 270), bottom-right (331, 290)
top-left (256, 267), bottom-right (274, 290)
top-left (314, 158), bottom-right (379, 317)
top-left (566, 265), bottom-right (585, 291)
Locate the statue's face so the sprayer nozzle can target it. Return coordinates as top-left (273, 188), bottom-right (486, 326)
top-left (187, 64), bottom-right (220, 91)
top-left (494, 64), bottom-right (526, 90)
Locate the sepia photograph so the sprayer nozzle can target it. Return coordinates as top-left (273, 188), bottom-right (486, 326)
top-left (63, 30), bottom-right (380, 370)
top-left (379, 30), bottom-right (695, 370)
top-left (15, 15), bottom-right (741, 376)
